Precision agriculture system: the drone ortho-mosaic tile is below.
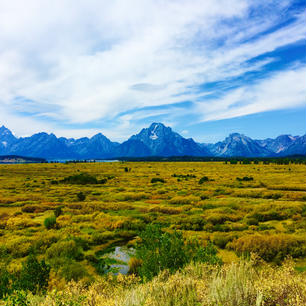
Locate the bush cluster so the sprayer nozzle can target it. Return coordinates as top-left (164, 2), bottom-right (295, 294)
top-left (172, 174), bottom-right (196, 181)
top-left (135, 224), bottom-right (222, 281)
top-left (151, 177), bottom-right (165, 184)
top-left (0, 254), bottom-right (50, 298)
top-left (77, 191), bottom-right (86, 201)
top-left (44, 216), bottom-right (57, 229)
top-left (236, 176), bottom-right (254, 182)
top-left (229, 234), bottom-right (306, 263)
top-left (198, 176), bottom-right (209, 184)
top-left (60, 173), bottom-right (107, 185)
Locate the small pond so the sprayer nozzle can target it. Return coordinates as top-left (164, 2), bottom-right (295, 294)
top-left (103, 246), bottom-right (135, 275)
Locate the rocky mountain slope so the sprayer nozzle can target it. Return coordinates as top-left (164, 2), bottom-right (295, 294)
top-left (0, 124), bottom-right (305, 159)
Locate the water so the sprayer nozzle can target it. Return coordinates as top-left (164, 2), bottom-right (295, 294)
top-left (47, 159), bottom-right (119, 163)
top-left (104, 246), bottom-right (135, 275)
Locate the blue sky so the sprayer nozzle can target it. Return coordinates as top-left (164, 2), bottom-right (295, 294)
top-left (0, 0), bottom-right (305, 142)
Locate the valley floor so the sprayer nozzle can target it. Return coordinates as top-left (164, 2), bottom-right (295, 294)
top-left (0, 161), bottom-right (305, 304)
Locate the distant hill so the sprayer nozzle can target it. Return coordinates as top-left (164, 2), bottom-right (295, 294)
top-left (0, 124), bottom-right (305, 159)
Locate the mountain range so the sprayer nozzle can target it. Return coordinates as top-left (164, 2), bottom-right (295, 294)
top-left (0, 123), bottom-right (305, 159)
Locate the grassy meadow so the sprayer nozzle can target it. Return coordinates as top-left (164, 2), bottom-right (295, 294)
top-left (0, 161), bottom-right (306, 305)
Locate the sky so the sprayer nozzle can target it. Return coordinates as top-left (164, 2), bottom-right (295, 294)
top-left (0, 0), bottom-right (305, 143)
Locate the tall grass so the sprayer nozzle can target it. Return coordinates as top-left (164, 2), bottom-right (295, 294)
top-left (8, 258), bottom-right (306, 306)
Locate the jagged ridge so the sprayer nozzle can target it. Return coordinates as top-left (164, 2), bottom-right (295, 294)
top-left (0, 124), bottom-right (305, 159)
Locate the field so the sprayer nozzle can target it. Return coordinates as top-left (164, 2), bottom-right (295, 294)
top-left (0, 161), bottom-right (306, 305)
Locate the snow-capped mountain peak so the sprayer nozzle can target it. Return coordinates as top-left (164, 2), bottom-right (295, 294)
top-left (0, 124), bottom-right (305, 158)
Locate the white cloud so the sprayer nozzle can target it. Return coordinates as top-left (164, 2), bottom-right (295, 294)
top-left (197, 65), bottom-right (306, 121)
top-left (0, 106), bottom-right (55, 137)
top-left (0, 0), bottom-right (304, 139)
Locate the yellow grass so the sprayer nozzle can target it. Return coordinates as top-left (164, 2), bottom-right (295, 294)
top-left (0, 161), bottom-right (305, 283)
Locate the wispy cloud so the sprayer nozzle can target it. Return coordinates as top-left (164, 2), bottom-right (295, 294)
top-left (196, 65), bottom-right (306, 121)
top-left (0, 0), bottom-right (304, 140)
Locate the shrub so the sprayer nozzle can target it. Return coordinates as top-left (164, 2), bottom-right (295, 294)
top-left (6, 216), bottom-right (39, 230)
top-left (229, 234), bottom-right (306, 263)
top-left (77, 192), bottom-right (86, 201)
top-left (46, 240), bottom-right (84, 261)
top-left (135, 225), bottom-right (187, 280)
top-left (172, 174), bottom-right (196, 180)
top-left (248, 210), bottom-right (285, 222)
top-left (16, 254), bottom-right (50, 293)
top-left (236, 176), bottom-right (254, 182)
top-left (212, 233), bottom-right (236, 249)
top-left (59, 259), bottom-right (88, 281)
top-left (43, 216), bottom-right (57, 229)
top-left (193, 241), bottom-right (222, 265)
top-left (169, 196), bottom-right (199, 205)
top-left (173, 215), bottom-right (206, 231)
top-left (263, 192), bottom-right (282, 200)
top-left (62, 173), bottom-right (98, 184)
top-left (116, 192), bottom-right (148, 201)
top-left (206, 212), bottom-right (241, 225)
top-left (92, 231), bottom-right (116, 244)
top-left (0, 254), bottom-right (50, 298)
top-left (128, 257), bottom-right (143, 274)
top-left (135, 224), bottom-right (221, 281)
top-left (121, 218), bottom-right (146, 231)
top-left (2, 290), bottom-right (29, 306)
top-left (151, 177), bottom-right (165, 184)
top-left (54, 206), bottom-right (63, 217)
top-left (0, 266), bottom-right (11, 299)
top-left (246, 218), bottom-right (259, 226)
top-left (32, 233), bottom-right (59, 253)
top-left (21, 205), bottom-right (39, 213)
top-left (149, 206), bottom-right (182, 215)
top-left (5, 238), bottom-right (32, 258)
top-left (213, 188), bottom-right (231, 196)
top-left (258, 224), bottom-right (274, 231)
top-left (73, 237), bottom-right (90, 251)
top-left (199, 176), bottom-right (209, 184)
top-left (61, 173), bottom-right (107, 185)
top-left (92, 258), bottom-right (107, 275)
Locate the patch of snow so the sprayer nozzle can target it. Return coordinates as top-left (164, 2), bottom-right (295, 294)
top-left (221, 143), bottom-right (229, 154)
top-left (276, 145), bottom-right (285, 153)
top-left (150, 124), bottom-right (158, 140)
top-left (2, 141), bottom-right (7, 147)
top-left (150, 134), bottom-right (158, 140)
